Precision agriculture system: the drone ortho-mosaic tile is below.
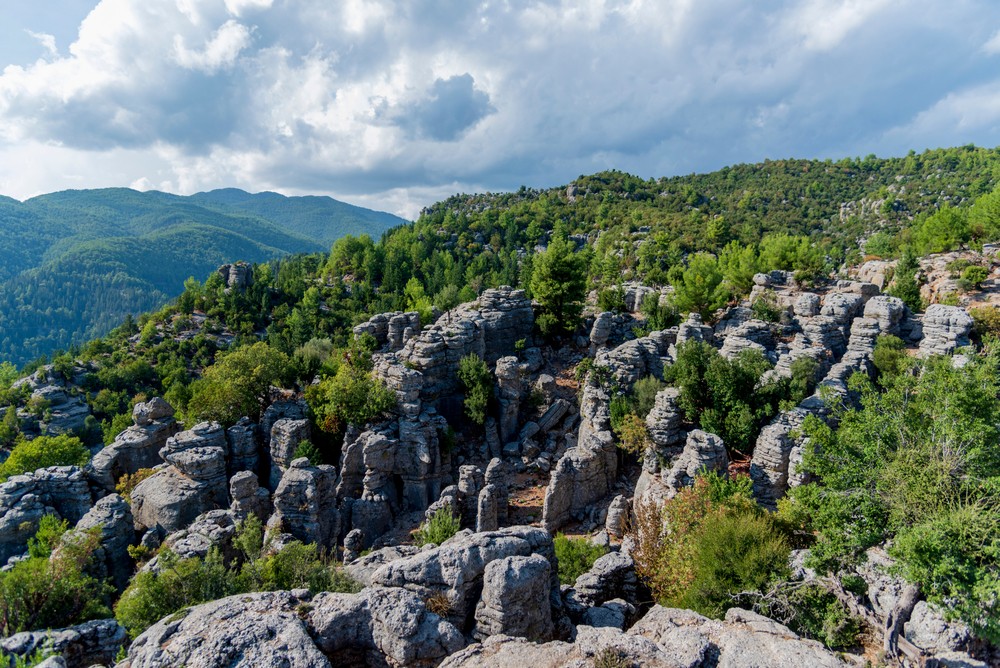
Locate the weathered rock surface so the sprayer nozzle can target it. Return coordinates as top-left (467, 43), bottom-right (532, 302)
top-left (2, 618), bottom-right (125, 668)
top-left (229, 470), bottom-right (270, 522)
top-left (662, 430), bottom-right (728, 493)
top-left (69, 493), bottom-right (134, 591)
top-left (89, 398), bottom-right (180, 492)
top-left (918, 304), bottom-right (974, 357)
top-left (441, 605), bottom-right (849, 668)
top-left (473, 554), bottom-right (554, 641)
top-left (268, 418), bottom-right (311, 489)
top-left (370, 526), bottom-right (560, 627)
top-left (129, 422), bottom-right (229, 533)
top-left (268, 458), bottom-right (339, 551)
top-left (574, 550), bottom-right (638, 608)
top-left (0, 466), bottom-right (92, 563)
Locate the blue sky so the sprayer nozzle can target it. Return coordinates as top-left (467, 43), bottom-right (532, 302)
top-left (2, 0), bottom-right (1000, 218)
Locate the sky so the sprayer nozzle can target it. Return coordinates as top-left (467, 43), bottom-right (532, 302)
top-left (3, 1), bottom-right (1000, 219)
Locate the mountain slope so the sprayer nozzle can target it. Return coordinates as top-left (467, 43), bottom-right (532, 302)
top-left (0, 188), bottom-right (407, 366)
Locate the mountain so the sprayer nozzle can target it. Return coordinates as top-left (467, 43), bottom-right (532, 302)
top-left (0, 188), bottom-right (407, 366)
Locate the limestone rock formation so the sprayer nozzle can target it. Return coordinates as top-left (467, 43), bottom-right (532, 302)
top-left (918, 304), bottom-right (974, 357)
top-left (494, 356), bottom-right (521, 444)
top-left (1, 619), bottom-right (125, 668)
top-left (229, 470), bottom-right (270, 522)
top-left (0, 466), bottom-right (92, 563)
top-left (662, 430), bottom-right (728, 493)
top-left (268, 418), bottom-right (311, 489)
top-left (89, 398), bottom-right (180, 492)
top-left (268, 458), bottom-right (339, 551)
top-left (473, 554), bottom-right (554, 641)
top-left (129, 422), bottom-right (229, 534)
top-left (69, 493), bottom-right (135, 591)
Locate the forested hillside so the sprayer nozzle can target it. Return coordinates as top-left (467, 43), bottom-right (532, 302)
top-left (0, 188), bottom-right (406, 366)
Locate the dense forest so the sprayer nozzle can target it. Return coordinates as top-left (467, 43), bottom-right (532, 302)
top-left (0, 188), bottom-right (406, 366)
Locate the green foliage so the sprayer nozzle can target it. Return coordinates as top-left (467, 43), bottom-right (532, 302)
top-left (631, 375), bottom-right (665, 418)
top-left (188, 342), bottom-right (291, 425)
top-left (293, 440), bottom-right (323, 466)
top-left (718, 240), bottom-right (760, 297)
top-left (664, 341), bottom-right (785, 454)
top-left (0, 518), bottom-right (112, 635)
top-left (413, 508), bottom-right (461, 547)
top-left (788, 356), bottom-right (820, 404)
top-left (404, 277), bottom-right (434, 325)
top-left (553, 533), bottom-right (608, 585)
top-left (912, 205), bottom-right (969, 255)
top-left (116, 519), bottom-right (361, 639)
top-left (306, 358), bottom-right (396, 435)
top-left (864, 231), bottom-right (897, 258)
top-left (749, 289), bottom-right (783, 322)
top-left (668, 253), bottom-right (728, 323)
top-left (530, 232), bottom-right (588, 337)
top-left (0, 406), bottom-right (19, 448)
top-left (796, 354), bottom-right (1000, 641)
top-left (969, 304), bottom-right (1000, 339)
top-left (596, 286), bottom-right (627, 312)
top-left (0, 434), bottom-right (90, 482)
top-left (886, 248), bottom-right (923, 312)
top-left (871, 334), bottom-right (909, 380)
top-left (631, 473), bottom-right (789, 618)
top-left (457, 353), bottom-right (492, 425)
top-left (639, 292), bottom-right (679, 331)
top-left (959, 264), bottom-right (988, 292)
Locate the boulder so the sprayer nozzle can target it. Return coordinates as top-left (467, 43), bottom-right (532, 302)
top-left (473, 554), bottom-right (554, 641)
top-left (268, 418), bottom-right (311, 489)
top-left (661, 430), bottom-right (728, 494)
top-left (918, 304), bottom-right (974, 357)
top-left (69, 493), bottom-right (135, 591)
top-left (267, 458), bottom-right (339, 551)
top-left (1, 619), bottom-right (125, 668)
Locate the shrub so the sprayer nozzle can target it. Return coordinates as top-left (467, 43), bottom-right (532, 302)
top-left (293, 440), bottom-right (323, 466)
top-left (871, 334), bottom-right (908, 380)
top-left (597, 286), bottom-right (628, 312)
top-left (640, 292), bottom-right (679, 331)
top-left (0, 434), bottom-right (90, 482)
top-left (553, 533), bottom-right (607, 585)
top-left (456, 354), bottom-right (492, 425)
top-left (188, 342), bottom-right (291, 425)
top-left (0, 518), bottom-right (111, 635)
top-left (970, 304), bottom-right (1000, 339)
top-left (615, 414), bottom-right (650, 455)
top-left (750, 290), bottom-right (782, 323)
top-left (788, 356), bottom-right (820, 404)
top-left (958, 265), bottom-right (988, 292)
top-left (307, 359), bottom-right (396, 435)
top-left (631, 375), bottom-right (665, 418)
top-left (413, 508), bottom-right (461, 547)
top-left (115, 468), bottom-right (156, 502)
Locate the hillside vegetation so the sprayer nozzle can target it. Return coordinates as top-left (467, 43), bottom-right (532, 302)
top-left (0, 188), bottom-right (406, 366)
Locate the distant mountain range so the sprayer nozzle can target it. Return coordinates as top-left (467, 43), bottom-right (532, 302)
top-left (0, 188), bottom-right (406, 366)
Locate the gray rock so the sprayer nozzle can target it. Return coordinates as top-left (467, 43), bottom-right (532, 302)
top-left (88, 417), bottom-right (180, 493)
top-left (343, 544), bottom-right (421, 587)
top-left (226, 417), bottom-right (260, 476)
top-left (228, 470), bottom-right (270, 523)
top-left (749, 408), bottom-right (811, 509)
top-left (495, 356), bottom-right (521, 444)
top-left (476, 484), bottom-right (500, 532)
top-left (123, 591), bottom-right (330, 668)
top-left (268, 418), bottom-right (311, 489)
top-left (473, 554), bottom-right (554, 641)
top-left (644, 387), bottom-right (684, 472)
top-left (662, 429), bottom-right (728, 494)
top-left (132, 397), bottom-right (174, 427)
top-left (267, 459), bottom-right (339, 551)
top-left (605, 494), bottom-right (630, 539)
top-left (343, 528), bottom-right (365, 565)
top-left (69, 493), bottom-right (134, 591)
top-left (590, 311), bottom-right (615, 354)
top-left (1, 618), bottom-right (125, 668)
top-left (0, 466), bottom-right (92, 563)
top-left (143, 509), bottom-right (237, 573)
top-left (863, 295), bottom-right (906, 335)
top-left (918, 304), bottom-right (974, 357)
top-left (574, 550), bottom-right (638, 608)
top-left (370, 526), bottom-right (559, 626)
top-left (310, 587), bottom-right (465, 667)
top-left (904, 601), bottom-right (973, 654)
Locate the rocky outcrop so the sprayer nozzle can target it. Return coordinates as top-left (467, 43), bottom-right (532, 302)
top-left (129, 422), bottom-right (229, 534)
top-left (268, 418), bottom-right (311, 489)
top-left (69, 493), bottom-right (134, 591)
top-left (441, 606), bottom-right (849, 668)
top-left (573, 550), bottom-right (638, 608)
top-left (88, 398), bottom-right (180, 492)
top-left (229, 470), bottom-right (270, 522)
top-left (494, 356), bottom-right (521, 444)
top-left (662, 430), bottom-right (728, 493)
top-left (643, 387), bottom-right (684, 473)
top-left (226, 417), bottom-right (260, 477)
top-left (749, 408), bottom-right (812, 509)
top-left (370, 526), bottom-right (560, 628)
top-left (1, 619), bottom-right (125, 668)
top-left (0, 466), bottom-right (92, 563)
top-left (392, 287), bottom-right (533, 401)
top-left (353, 311), bottom-right (422, 350)
top-left (473, 554), bottom-right (554, 641)
top-left (918, 304), bottom-right (974, 357)
top-left (268, 458), bottom-right (339, 551)
top-left (217, 262), bottom-right (252, 291)
top-left (144, 509), bottom-right (237, 571)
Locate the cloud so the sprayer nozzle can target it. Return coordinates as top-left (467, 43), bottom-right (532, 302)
top-left (1, 0), bottom-right (1000, 217)
top-left (25, 31), bottom-right (58, 58)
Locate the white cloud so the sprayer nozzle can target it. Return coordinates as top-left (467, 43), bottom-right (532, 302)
top-left (24, 31), bottom-right (58, 58)
top-left (1, 0), bottom-right (1000, 216)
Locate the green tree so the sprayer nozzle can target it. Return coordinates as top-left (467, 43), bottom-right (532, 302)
top-left (187, 342), bottom-right (291, 426)
top-left (457, 353), bottom-right (492, 425)
top-left (530, 232), bottom-right (588, 337)
top-left (886, 248), bottom-right (923, 312)
top-left (306, 360), bottom-right (396, 436)
top-left (668, 253), bottom-right (728, 322)
top-left (0, 434), bottom-right (90, 482)
top-left (718, 241), bottom-right (760, 298)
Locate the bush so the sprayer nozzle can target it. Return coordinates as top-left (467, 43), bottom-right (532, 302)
top-left (0, 517), bottom-right (111, 635)
top-left (553, 533), bottom-right (607, 585)
top-left (788, 356), bottom-right (820, 404)
top-left (597, 286), bottom-right (628, 313)
top-left (293, 440), bottom-right (324, 466)
top-left (413, 508), bottom-right (461, 546)
top-left (871, 334), bottom-right (908, 380)
top-left (188, 342), bottom-right (291, 425)
top-left (640, 292), bottom-right (679, 331)
top-left (456, 353), bottom-right (492, 425)
top-left (750, 290), bottom-right (782, 323)
top-left (0, 434), bottom-right (90, 482)
top-left (306, 359), bottom-right (396, 435)
top-left (631, 375), bottom-right (665, 418)
top-left (631, 472), bottom-right (789, 617)
top-left (958, 265), bottom-right (988, 292)
top-left (970, 304), bottom-right (1000, 339)
top-left (115, 468), bottom-right (156, 502)
top-left (615, 414), bottom-right (650, 455)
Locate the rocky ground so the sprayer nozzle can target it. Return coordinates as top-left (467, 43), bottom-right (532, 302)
top-left (0, 274), bottom-right (994, 667)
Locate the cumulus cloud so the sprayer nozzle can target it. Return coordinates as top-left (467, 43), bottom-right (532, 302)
top-left (1, 0), bottom-right (1000, 217)
top-left (25, 31), bottom-right (58, 58)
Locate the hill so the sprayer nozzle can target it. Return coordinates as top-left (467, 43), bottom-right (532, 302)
top-left (0, 188), bottom-right (407, 366)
